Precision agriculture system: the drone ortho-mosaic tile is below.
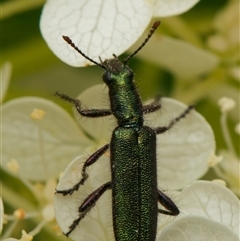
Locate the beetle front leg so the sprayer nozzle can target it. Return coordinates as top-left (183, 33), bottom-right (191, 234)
top-left (55, 92), bottom-right (112, 117)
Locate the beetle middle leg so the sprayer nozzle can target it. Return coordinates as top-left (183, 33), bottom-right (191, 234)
top-left (154, 106), bottom-right (194, 216)
top-left (153, 105), bottom-right (194, 134)
top-left (65, 181), bottom-right (112, 237)
top-left (143, 95), bottom-right (161, 114)
top-left (56, 144), bottom-right (109, 195)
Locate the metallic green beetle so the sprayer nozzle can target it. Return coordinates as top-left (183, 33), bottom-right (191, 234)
top-left (56, 21), bottom-right (193, 241)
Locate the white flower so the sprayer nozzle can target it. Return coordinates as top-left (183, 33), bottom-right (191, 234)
top-left (2, 97), bottom-right (92, 181)
top-left (54, 84), bottom-right (215, 241)
top-left (158, 181), bottom-right (239, 241)
top-left (40, 0), bottom-right (200, 67)
top-left (55, 172), bottom-right (240, 241)
top-left (2, 83), bottom-right (215, 240)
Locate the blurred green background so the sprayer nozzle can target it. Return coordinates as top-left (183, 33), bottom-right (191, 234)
top-left (1, 0), bottom-right (239, 240)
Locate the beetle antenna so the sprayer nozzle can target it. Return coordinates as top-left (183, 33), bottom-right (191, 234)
top-left (62, 36), bottom-right (106, 69)
top-left (123, 20), bottom-right (161, 64)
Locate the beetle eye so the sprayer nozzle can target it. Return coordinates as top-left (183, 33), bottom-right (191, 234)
top-left (102, 71), bottom-right (112, 84)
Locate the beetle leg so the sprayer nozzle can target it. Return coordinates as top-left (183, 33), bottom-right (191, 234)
top-left (56, 92), bottom-right (112, 117)
top-left (157, 189), bottom-right (179, 216)
top-left (65, 181), bottom-right (112, 237)
top-left (143, 95), bottom-right (161, 114)
top-left (56, 144), bottom-right (109, 195)
top-left (154, 105), bottom-right (194, 134)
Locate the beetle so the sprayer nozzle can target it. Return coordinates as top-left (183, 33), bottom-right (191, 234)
top-left (55, 21), bottom-right (193, 241)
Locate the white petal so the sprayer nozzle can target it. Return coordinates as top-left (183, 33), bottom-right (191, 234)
top-left (54, 154), bottom-right (113, 241)
top-left (179, 181), bottom-right (240, 236)
top-left (2, 97), bottom-right (92, 181)
top-left (54, 93), bottom-right (215, 239)
top-left (0, 61), bottom-right (12, 103)
top-left (147, 98), bottom-right (215, 189)
top-left (158, 216), bottom-right (239, 241)
top-left (40, 0), bottom-right (152, 67)
top-left (153, 0), bottom-right (200, 17)
top-left (130, 34), bottom-right (220, 79)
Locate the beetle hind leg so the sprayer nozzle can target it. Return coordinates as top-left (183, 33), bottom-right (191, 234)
top-left (65, 181), bottom-right (112, 237)
top-left (157, 189), bottom-right (179, 216)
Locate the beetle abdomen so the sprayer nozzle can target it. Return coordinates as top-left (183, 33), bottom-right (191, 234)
top-left (111, 126), bottom-right (158, 241)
